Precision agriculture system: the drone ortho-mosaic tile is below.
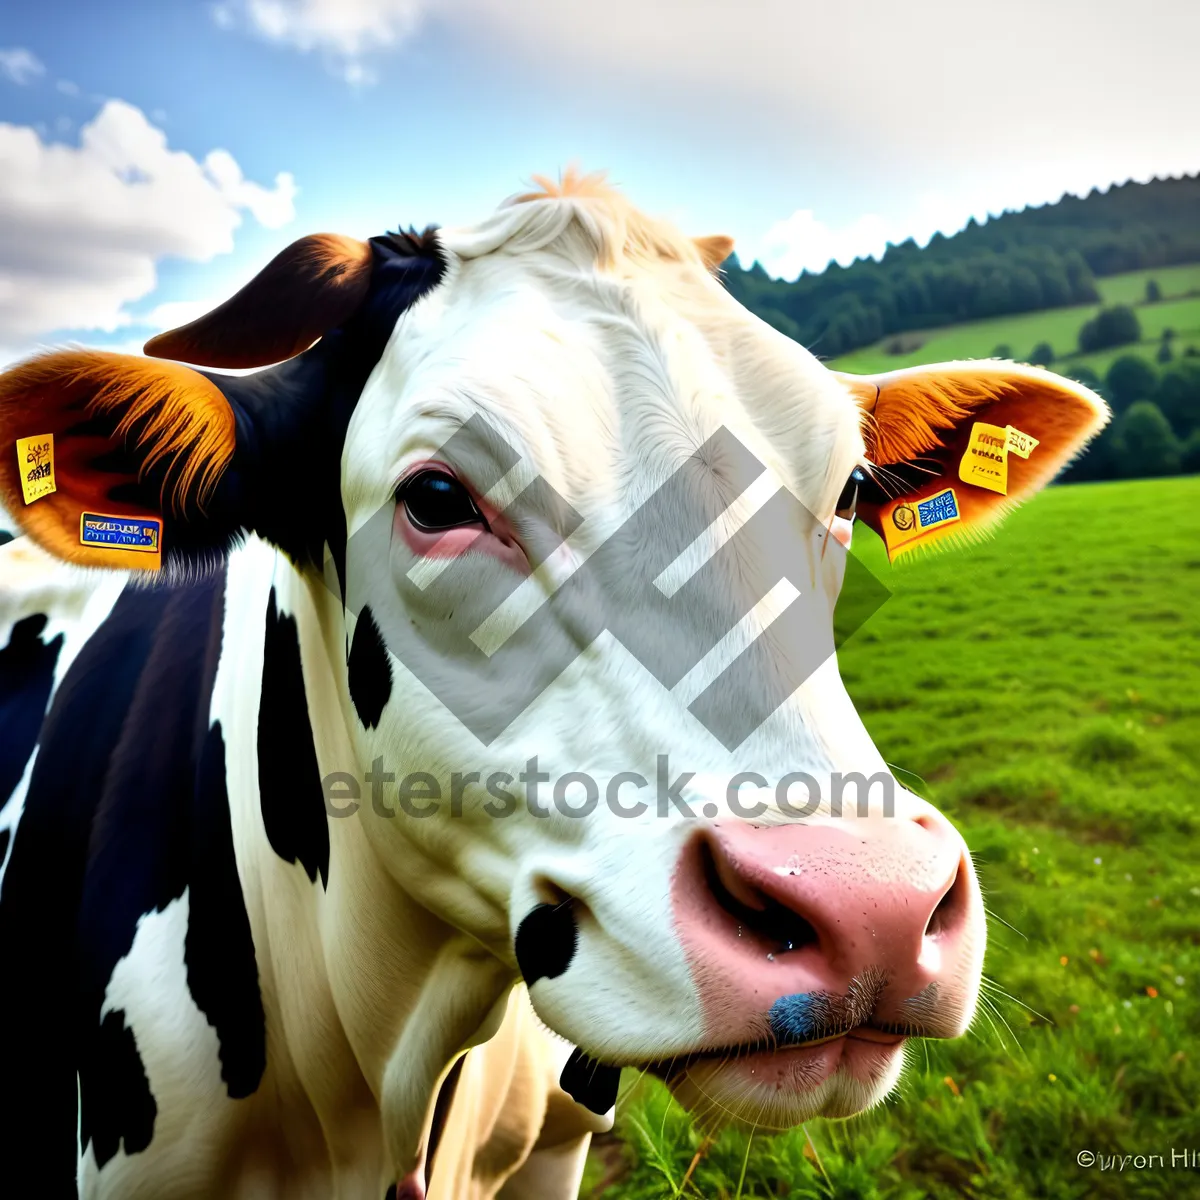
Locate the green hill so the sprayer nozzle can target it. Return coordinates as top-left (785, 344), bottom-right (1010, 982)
top-left (830, 264), bottom-right (1200, 376)
top-left (723, 174), bottom-right (1200, 360)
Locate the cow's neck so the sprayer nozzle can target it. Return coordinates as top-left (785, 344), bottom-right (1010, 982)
top-left (222, 542), bottom-right (515, 1182)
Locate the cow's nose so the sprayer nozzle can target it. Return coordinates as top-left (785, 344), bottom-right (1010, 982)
top-left (677, 808), bottom-right (977, 1036)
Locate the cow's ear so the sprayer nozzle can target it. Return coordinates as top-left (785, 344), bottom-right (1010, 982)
top-left (694, 235), bottom-right (735, 273)
top-left (836, 361), bottom-right (1110, 560)
top-left (0, 350), bottom-right (237, 571)
top-left (145, 233), bottom-right (372, 369)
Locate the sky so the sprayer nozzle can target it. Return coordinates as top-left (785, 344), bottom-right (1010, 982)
top-left (1, 0), bottom-right (1198, 367)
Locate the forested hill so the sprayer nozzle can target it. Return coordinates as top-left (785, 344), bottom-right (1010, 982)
top-left (722, 174), bottom-right (1200, 359)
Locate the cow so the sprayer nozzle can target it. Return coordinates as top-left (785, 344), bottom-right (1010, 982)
top-left (0, 170), bottom-right (1108, 1199)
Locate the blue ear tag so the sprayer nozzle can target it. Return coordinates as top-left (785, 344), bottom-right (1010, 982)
top-left (80, 512), bottom-right (162, 561)
top-left (881, 486), bottom-right (961, 560)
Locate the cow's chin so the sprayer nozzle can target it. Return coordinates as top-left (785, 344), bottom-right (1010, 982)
top-left (651, 1034), bottom-right (909, 1130)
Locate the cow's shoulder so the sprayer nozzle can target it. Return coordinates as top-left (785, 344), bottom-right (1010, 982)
top-left (0, 549), bottom-right (270, 1190)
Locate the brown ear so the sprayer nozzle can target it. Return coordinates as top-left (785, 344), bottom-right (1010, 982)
top-left (694, 235), bottom-right (735, 272)
top-left (836, 361), bottom-right (1109, 560)
top-left (144, 233), bottom-right (373, 368)
top-left (0, 351), bottom-right (235, 570)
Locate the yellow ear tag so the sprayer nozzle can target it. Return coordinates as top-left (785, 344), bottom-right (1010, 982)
top-left (1005, 425), bottom-right (1039, 458)
top-left (881, 486), bottom-right (961, 557)
top-left (16, 434), bottom-right (56, 504)
top-left (959, 421), bottom-right (1009, 494)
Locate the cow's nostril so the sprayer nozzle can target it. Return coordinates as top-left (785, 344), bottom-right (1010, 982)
top-left (700, 841), bottom-right (819, 954)
top-left (925, 855), bottom-right (969, 938)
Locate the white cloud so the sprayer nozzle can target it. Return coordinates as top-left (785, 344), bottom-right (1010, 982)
top-left (753, 210), bottom-right (890, 279)
top-left (748, 191), bottom-right (988, 279)
top-left (141, 297), bottom-right (227, 331)
top-left (214, 0), bottom-right (426, 82)
top-left (210, 0), bottom-right (1199, 266)
top-left (0, 99), bottom-right (297, 354)
top-left (56, 79), bottom-right (80, 96)
top-left (0, 47), bottom-right (45, 86)
top-left (203, 147), bottom-right (298, 227)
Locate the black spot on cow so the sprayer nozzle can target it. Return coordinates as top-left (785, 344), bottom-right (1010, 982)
top-left (348, 604), bottom-right (392, 729)
top-left (0, 528), bottom-right (12, 546)
top-left (79, 1009), bottom-right (157, 1166)
top-left (559, 1047), bottom-right (620, 1115)
top-left (186, 722), bottom-right (267, 1098)
top-left (259, 587), bottom-right (329, 888)
top-left (0, 826), bottom-right (9, 863)
top-left (0, 612), bottom-right (64, 807)
top-left (514, 902), bottom-right (578, 986)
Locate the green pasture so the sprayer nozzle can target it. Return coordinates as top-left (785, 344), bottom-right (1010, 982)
top-left (829, 265), bottom-right (1200, 378)
top-left (1095, 264), bottom-right (1200, 308)
top-left (583, 475), bottom-right (1200, 1199)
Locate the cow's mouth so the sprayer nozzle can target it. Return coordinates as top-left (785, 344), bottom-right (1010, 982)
top-left (645, 1023), bottom-right (905, 1084)
top-left (640, 1020), bottom-right (906, 1077)
top-left (645, 1025), bottom-right (910, 1127)
top-left (562, 1024), bottom-right (909, 1128)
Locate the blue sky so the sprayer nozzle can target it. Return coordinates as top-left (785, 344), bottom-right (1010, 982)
top-left (1, 0), bottom-right (1197, 365)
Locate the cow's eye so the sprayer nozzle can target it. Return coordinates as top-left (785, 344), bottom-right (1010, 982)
top-left (836, 467), bottom-right (865, 521)
top-left (399, 469), bottom-right (488, 532)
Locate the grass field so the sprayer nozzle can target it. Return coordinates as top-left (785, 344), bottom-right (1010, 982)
top-left (829, 265), bottom-right (1200, 378)
top-left (582, 475), bottom-right (1200, 1199)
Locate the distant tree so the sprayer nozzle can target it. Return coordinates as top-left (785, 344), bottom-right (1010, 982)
top-left (1157, 336), bottom-right (1174, 364)
top-left (1182, 430), bottom-right (1200, 475)
top-left (1153, 363), bottom-right (1200, 438)
top-left (1105, 355), bottom-right (1158, 412)
top-left (1059, 420), bottom-right (1118, 482)
top-left (1029, 341), bottom-right (1055, 366)
top-left (1079, 305), bottom-right (1142, 353)
top-left (992, 343), bottom-right (1014, 359)
top-left (1145, 278), bottom-right (1162, 303)
top-left (1114, 401), bottom-right (1180, 477)
top-left (720, 176), bottom-right (1200, 361)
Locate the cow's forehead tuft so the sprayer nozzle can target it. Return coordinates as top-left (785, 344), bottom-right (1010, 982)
top-left (439, 171), bottom-right (710, 277)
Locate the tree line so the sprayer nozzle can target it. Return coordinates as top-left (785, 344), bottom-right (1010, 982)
top-left (1061, 357), bottom-right (1200, 481)
top-left (722, 174), bottom-right (1200, 359)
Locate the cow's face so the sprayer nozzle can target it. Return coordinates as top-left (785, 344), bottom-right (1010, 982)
top-left (323, 186), bottom-right (1107, 1126)
top-left (0, 176), bottom-right (1109, 1129)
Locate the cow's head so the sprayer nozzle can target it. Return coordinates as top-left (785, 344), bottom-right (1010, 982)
top-left (0, 172), bottom-right (1108, 1129)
